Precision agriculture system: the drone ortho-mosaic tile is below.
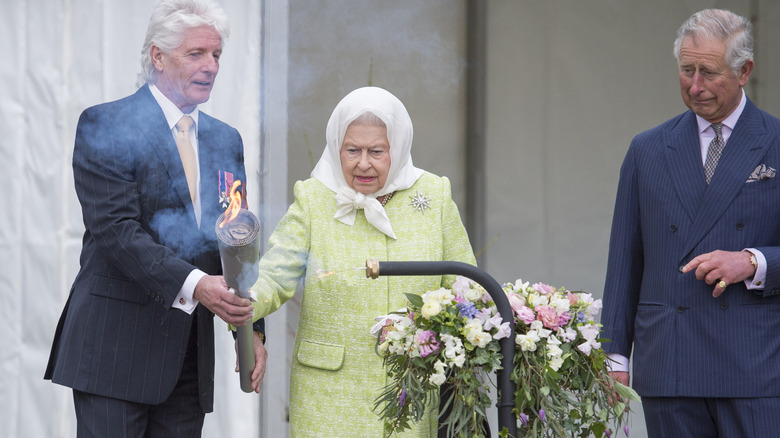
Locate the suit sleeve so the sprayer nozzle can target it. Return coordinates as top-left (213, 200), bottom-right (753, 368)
top-left (601, 142), bottom-right (644, 357)
top-left (439, 176), bottom-right (477, 288)
top-left (73, 108), bottom-right (194, 306)
top-left (249, 180), bottom-right (310, 319)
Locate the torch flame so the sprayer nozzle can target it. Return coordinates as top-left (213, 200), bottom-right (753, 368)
top-left (314, 267), bottom-right (367, 279)
top-left (315, 269), bottom-right (336, 279)
top-left (219, 180), bottom-right (243, 228)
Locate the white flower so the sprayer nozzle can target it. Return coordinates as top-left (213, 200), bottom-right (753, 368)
top-left (441, 334), bottom-right (464, 358)
top-left (510, 278), bottom-right (529, 293)
top-left (549, 296), bottom-right (570, 314)
top-left (421, 300), bottom-right (441, 319)
top-left (531, 293), bottom-right (549, 307)
top-left (451, 354), bottom-right (466, 368)
top-left (422, 287), bottom-right (454, 304)
top-left (586, 299), bottom-right (603, 319)
top-left (434, 360), bottom-right (447, 374)
top-left (576, 324), bottom-right (602, 356)
top-left (467, 329), bottom-right (493, 349)
top-left (548, 356), bottom-right (563, 371)
top-left (464, 287), bottom-right (484, 303)
top-left (529, 321), bottom-right (552, 339)
top-left (516, 331), bottom-right (540, 351)
top-left (560, 327), bottom-right (577, 342)
top-left (369, 310), bottom-right (406, 337)
top-left (463, 319), bottom-right (492, 348)
top-left (429, 373), bottom-right (446, 386)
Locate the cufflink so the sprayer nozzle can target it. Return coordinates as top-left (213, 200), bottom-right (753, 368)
top-left (179, 297), bottom-right (187, 305)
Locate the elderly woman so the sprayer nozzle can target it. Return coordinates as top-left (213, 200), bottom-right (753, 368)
top-left (250, 86), bottom-right (475, 437)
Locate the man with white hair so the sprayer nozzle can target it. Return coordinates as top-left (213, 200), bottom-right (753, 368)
top-left (45, 1), bottom-right (266, 435)
top-left (602, 8), bottom-right (780, 436)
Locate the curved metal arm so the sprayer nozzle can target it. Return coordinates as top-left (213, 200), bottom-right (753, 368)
top-left (366, 258), bottom-right (518, 437)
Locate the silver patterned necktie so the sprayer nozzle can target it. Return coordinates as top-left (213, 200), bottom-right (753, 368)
top-left (704, 122), bottom-right (724, 185)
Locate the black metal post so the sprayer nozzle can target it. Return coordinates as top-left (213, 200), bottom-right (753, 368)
top-left (366, 259), bottom-right (517, 437)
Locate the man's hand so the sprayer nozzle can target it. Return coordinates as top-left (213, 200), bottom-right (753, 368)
top-left (681, 250), bottom-right (756, 297)
top-left (193, 275), bottom-right (253, 326)
top-left (235, 331), bottom-right (267, 393)
top-left (608, 371), bottom-right (630, 407)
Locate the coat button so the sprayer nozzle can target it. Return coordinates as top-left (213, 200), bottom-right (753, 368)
top-left (669, 225), bottom-right (677, 232)
top-left (736, 223), bottom-right (744, 230)
top-left (677, 306), bottom-right (686, 313)
top-left (720, 301), bottom-right (729, 310)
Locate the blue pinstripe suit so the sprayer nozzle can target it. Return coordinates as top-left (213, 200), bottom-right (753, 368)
top-left (44, 85), bottom-right (247, 413)
top-left (602, 98), bottom-right (780, 399)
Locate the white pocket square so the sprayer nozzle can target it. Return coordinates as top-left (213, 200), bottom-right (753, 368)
top-left (746, 164), bottom-right (776, 183)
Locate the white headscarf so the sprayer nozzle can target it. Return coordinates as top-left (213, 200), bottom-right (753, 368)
top-left (310, 87), bottom-right (424, 239)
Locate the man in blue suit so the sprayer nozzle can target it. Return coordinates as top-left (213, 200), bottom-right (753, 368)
top-left (44, 0), bottom-right (266, 436)
top-left (602, 8), bottom-right (780, 437)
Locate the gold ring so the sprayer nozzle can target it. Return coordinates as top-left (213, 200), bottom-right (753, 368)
top-left (718, 280), bottom-right (727, 289)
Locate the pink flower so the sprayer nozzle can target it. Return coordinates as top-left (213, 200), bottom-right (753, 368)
top-left (532, 282), bottom-right (555, 295)
top-left (516, 306), bottom-right (536, 325)
top-left (535, 305), bottom-right (560, 330)
top-left (417, 330), bottom-right (440, 358)
top-left (508, 294), bottom-right (526, 314)
top-left (566, 291), bottom-right (579, 306)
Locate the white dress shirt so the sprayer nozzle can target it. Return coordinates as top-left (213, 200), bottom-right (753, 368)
top-left (149, 84), bottom-right (205, 314)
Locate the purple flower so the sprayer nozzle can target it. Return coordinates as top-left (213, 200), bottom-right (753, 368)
top-left (624, 425), bottom-right (630, 436)
top-left (519, 413), bottom-right (528, 427)
top-left (606, 429), bottom-right (612, 438)
top-left (399, 389), bottom-right (407, 407)
top-left (538, 409), bottom-right (546, 423)
top-left (457, 302), bottom-right (478, 319)
top-left (416, 330), bottom-right (440, 358)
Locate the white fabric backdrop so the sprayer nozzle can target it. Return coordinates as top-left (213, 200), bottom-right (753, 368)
top-left (0, 1), bottom-right (263, 436)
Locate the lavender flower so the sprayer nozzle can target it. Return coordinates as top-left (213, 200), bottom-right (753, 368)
top-left (624, 425), bottom-right (630, 436)
top-left (606, 429), bottom-right (612, 438)
top-left (519, 413), bottom-right (528, 427)
top-left (538, 409), bottom-right (546, 423)
top-left (456, 302), bottom-right (478, 319)
top-left (399, 389), bottom-right (407, 408)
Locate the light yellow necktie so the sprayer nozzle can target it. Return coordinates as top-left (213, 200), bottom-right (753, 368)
top-left (175, 115), bottom-right (197, 202)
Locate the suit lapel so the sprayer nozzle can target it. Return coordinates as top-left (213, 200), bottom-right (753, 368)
top-left (680, 100), bottom-right (772, 259)
top-left (198, 116), bottom-right (220, 232)
top-left (131, 86), bottom-right (197, 222)
top-left (664, 112), bottom-right (706, 223)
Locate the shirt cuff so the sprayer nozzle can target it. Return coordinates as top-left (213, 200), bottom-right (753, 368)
top-left (744, 248), bottom-right (766, 290)
top-left (172, 269), bottom-right (206, 314)
top-left (607, 353), bottom-right (629, 372)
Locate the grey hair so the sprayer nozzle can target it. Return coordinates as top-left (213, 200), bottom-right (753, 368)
top-left (348, 111), bottom-right (387, 129)
top-left (673, 9), bottom-right (753, 76)
top-left (137, 0), bottom-right (229, 87)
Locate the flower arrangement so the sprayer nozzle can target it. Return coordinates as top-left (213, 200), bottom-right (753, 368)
top-left (371, 276), bottom-right (639, 438)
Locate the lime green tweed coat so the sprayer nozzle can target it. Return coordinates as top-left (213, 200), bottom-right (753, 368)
top-left (251, 172), bottom-right (476, 437)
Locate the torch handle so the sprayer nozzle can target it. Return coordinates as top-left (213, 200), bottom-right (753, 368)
top-left (236, 322), bottom-right (255, 393)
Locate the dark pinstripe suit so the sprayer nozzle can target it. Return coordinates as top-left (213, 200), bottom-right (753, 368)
top-left (45, 85), bottom-right (246, 414)
top-left (602, 98), bottom-right (780, 399)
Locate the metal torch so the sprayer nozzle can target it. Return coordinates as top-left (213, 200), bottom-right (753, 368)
top-left (215, 209), bottom-right (261, 393)
top-left (366, 258), bottom-right (518, 437)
